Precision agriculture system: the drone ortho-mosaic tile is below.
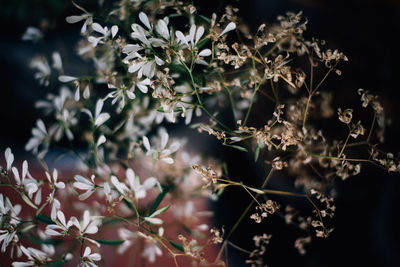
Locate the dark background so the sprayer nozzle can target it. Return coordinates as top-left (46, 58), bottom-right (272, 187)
top-left (1, 0), bottom-right (399, 266)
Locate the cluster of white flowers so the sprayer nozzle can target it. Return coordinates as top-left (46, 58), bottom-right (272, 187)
top-left (3, 1), bottom-right (398, 266)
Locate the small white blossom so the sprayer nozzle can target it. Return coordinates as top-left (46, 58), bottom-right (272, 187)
top-left (73, 174), bottom-right (97, 200)
top-left (21, 26), bottom-right (43, 42)
top-left (11, 161), bottom-right (38, 198)
top-left (142, 129), bottom-right (180, 164)
top-left (81, 246), bottom-right (101, 267)
top-left (111, 168), bottom-right (158, 200)
top-left (25, 119), bottom-right (50, 158)
top-left (82, 99), bottom-right (110, 127)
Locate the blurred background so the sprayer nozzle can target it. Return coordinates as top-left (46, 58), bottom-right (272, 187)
top-left (1, 0), bottom-right (400, 266)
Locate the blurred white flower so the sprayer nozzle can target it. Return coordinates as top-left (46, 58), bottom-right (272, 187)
top-left (73, 174), bottom-right (96, 200)
top-left (21, 26), bottom-right (43, 42)
top-left (143, 129), bottom-right (180, 164)
top-left (81, 246), bottom-right (101, 267)
top-left (82, 99), bottom-right (110, 127)
top-left (11, 161), bottom-right (38, 198)
top-left (111, 168), bottom-right (158, 200)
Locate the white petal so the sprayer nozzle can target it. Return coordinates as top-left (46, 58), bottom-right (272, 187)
top-left (74, 87), bottom-right (80, 101)
top-left (128, 61), bottom-right (145, 73)
top-left (92, 23), bottom-right (107, 35)
top-left (85, 222), bottom-right (98, 234)
top-left (12, 167), bottom-right (21, 185)
top-left (154, 56), bottom-right (164, 66)
top-left (143, 177), bottom-right (157, 189)
top-left (58, 75), bottom-right (77, 83)
top-left (52, 52), bottom-right (63, 71)
top-left (139, 12), bottom-right (152, 30)
top-left (83, 246), bottom-right (91, 257)
top-left (88, 252), bottom-right (101, 261)
top-left (136, 84), bottom-right (148, 94)
top-left (111, 25), bottom-right (118, 38)
top-left (126, 168), bottom-right (136, 190)
top-left (66, 15), bottom-right (85, 24)
top-left (37, 119), bottom-right (47, 134)
top-left (156, 19), bottom-right (169, 39)
top-left (189, 25), bottom-right (196, 45)
top-left (142, 136), bottom-right (151, 153)
top-left (122, 44), bottom-right (142, 54)
top-left (175, 31), bottom-right (188, 46)
top-left (199, 49), bottom-right (212, 57)
top-left (111, 176), bottom-right (126, 195)
top-left (78, 190), bottom-right (94, 201)
top-left (95, 99), bottom-right (104, 118)
top-left (22, 160), bottom-right (28, 179)
top-left (5, 147), bottom-right (14, 171)
top-left (160, 130), bottom-right (169, 150)
top-left (161, 157), bottom-right (174, 164)
top-left (95, 113), bottom-right (110, 127)
top-left (73, 182), bottom-right (93, 190)
top-left (83, 85), bottom-right (90, 99)
top-left (96, 135), bottom-right (106, 147)
top-left (195, 26), bottom-right (204, 44)
top-left (219, 22), bottom-right (236, 37)
top-left (57, 210), bottom-right (67, 228)
top-left (144, 217), bottom-right (163, 225)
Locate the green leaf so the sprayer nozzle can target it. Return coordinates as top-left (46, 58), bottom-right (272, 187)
top-left (93, 239), bottom-right (125, 245)
top-left (169, 241), bottom-right (184, 252)
top-left (149, 205), bottom-right (170, 218)
top-left (21, 194), bottom-right (38, 209)
top-left (222, 162), bottom-right (229, 176)
top-left (20, 224), bottom-right (36, 233)
top-left (35, 215), bottom-right (54, 225)
top-left (28, 236), bottom-right (61, 245)
top-left (148, 186), bottom-right (171, 216)
top-left (196, 37), bottom-right (210, 49)
top-left (123, 198), bottom-right (134, 210)
top-left (223, 143), bottom-right (248, 152)
top-left (254, 146), bottom-right (260, 162)
top-left (198, 15), bottom-right (211, 24)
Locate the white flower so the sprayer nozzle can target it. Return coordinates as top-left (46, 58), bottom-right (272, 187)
top-left (0, 230), bottom-right (17, 253)
top-left (45, 169), bottom-right (65, 190)
top-left (111, 168), bottom-right (158, 200)
top-left (25, 119), bottom-right (50, 158)
top-left (73, 174), bottom-right (96, 200)
top-left (82, 99), bottom-right (110, 127)
top-left (142, 129), bottom-right (180, 164)
top-left (66, 7), bottom-right (93, 35)
top-left (21, 26), bottom-right (43, 42)
top-left (11, 161), bottom-right (38, 198)
top-left (81, 246), bottom-right (101, 267)
top-left (12, 245), bottom-right (53, 266)
top-left (88, 23), bottom-right (118, 47)
top-left (175, 24), bottom-right (204, 49)
top-left (45, 210), bottom-right (73, 236)
top-left (0, 194), bottom-right (22, 226)
top-left (142, 237), bottom-right (162, 263)
top-left (30, 57), bottom-right (51, 86)
top-left (70, 210), bottom-right (100, 236)
top-left (117, 228), bottom-right (137, 254)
